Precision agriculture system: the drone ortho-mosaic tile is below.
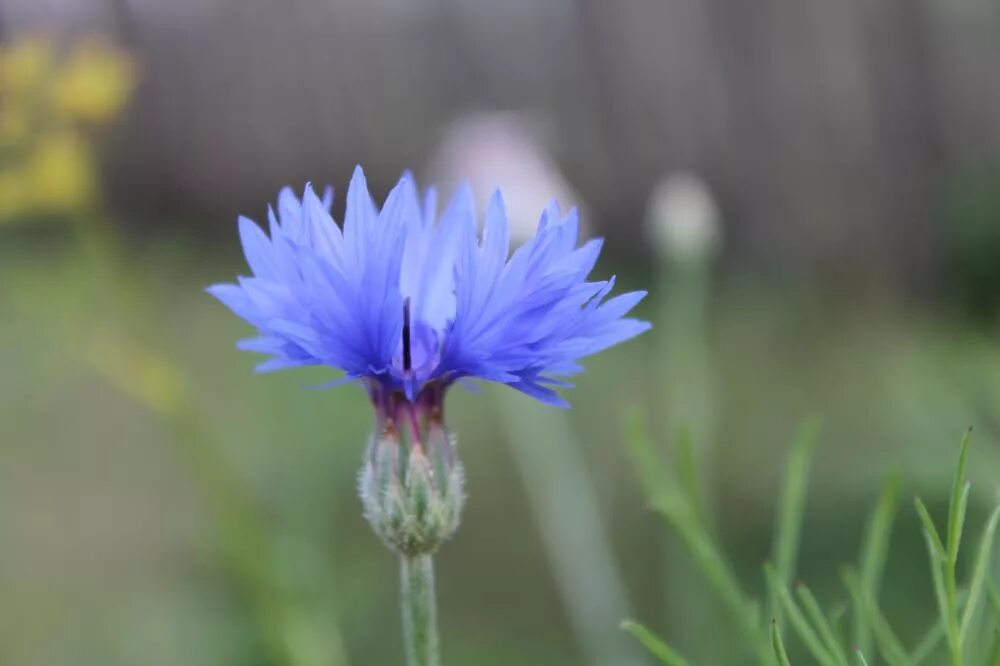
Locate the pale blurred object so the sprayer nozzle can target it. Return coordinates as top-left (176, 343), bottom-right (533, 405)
top-left (427, 112), bottom-right (586, 243)
top-left (646, 172), bottom-right (724, 659)
top-left (645, 172), bottom-right (721, 265)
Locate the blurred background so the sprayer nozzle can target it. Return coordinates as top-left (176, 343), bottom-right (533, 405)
top-left (1, 0), bottom-right (1000, 664)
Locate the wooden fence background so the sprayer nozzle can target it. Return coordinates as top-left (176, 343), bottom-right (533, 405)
top-left (4, 0), bottom-right (1000, 282)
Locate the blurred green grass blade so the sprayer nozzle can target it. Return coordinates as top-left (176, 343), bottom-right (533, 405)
top-left (674, 427), bottom-right (706, 528)
top-left (959, 505), bottom-right (1000, 646)
top-left (654, 503), bottom-right (761, 651)
top-left (796, 583), bottom-right (849, 665)
top-left (919, 527), bottom-right (951, 650)
top-left (988, 579), bottom-right (1000, 616)
top-left (946, 429), bottom-right (973, 565)
top-left (764, 563), bottom-right (837, 666)
top-left (854, 474), bottom-right (900, 655)
top-left (949, 481), bottom-right (970, 567)
top-left (505, 396), bottom-right (639, 666)
top-left (842, 568), bottom-right (910, 666)
top-left (770, 418), bottom-right (821, 629)
top-left (772, 620), bottom-right (792, 666)
top-left (914, 498), bottom-right (946, 561)
top-left (909, 620), bottom-right (945, 664)
top-left (942, 429), bottom-right (973, 665)
top-left (626, 413), bottom-right (770, 665)
top-left (983, 579), bottom-right (1000, 665)
top-left (625, 410), bottom-right (676, 507)
top-left (620, 620), bottom-right (691, 666)
top-left (854, 650), bottom-right (869, 666)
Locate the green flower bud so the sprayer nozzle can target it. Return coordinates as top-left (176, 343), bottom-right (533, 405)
top-left (359, 422), bottom-right (465, 556)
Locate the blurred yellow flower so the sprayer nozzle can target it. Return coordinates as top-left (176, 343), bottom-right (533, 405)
top-left (0, 36), bottom-right (53, 93)
top-left (50, 39), bottom-right (137, 123)
top-left (0, 168), bottom-right (29, 221)
top-left (0, 34), bottom-right (135, 224)
top-left (26, 131), bottom-right (97, 213)
top-left (0, 105), bottom-right (30, 145)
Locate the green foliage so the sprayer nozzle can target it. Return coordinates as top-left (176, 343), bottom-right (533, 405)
top-left (624, 418), bottom-right (1000, 665)
top-left (855, 474), bottom-right (901, 656)
top-left (770, 418), bottom-right (822, 632)
top-left (621, 620), bottom-right (691, 666)
top-left (625, 412), bottom-right (770, 664)
top-left (773, 621), bottom-right (793, 666)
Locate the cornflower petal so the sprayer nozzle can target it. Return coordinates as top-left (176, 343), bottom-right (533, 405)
top-left (210, 166), bottom-right (650, 406)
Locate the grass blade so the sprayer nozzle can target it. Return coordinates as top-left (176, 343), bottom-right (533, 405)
top-left (854, 650), bottom-right (869, 666)
top-left (772, 620), bottom-right (792, 666)
top-left (797, 582), bottom-right (849, 665)
top-left (842, 567), bottom-right (910, 666)
top-left (765, 564), bottom-right (837, 666)
top-left (654, 504), bottom-right (764, 656)
top-left (625, 412), bottom-right (770, 665)
top-left (943, 429), bottom-right (972, 666)
top-left (914, 498), bottom-right (946, 561)
top-left (621, 620), bottom-right (692, 666)
top-left (770, 418), bottom-right (821, 628)
top-left (675, 427), bottom-right (707, 528)
top-left (946, 429), bottom-right (972, 565)
top-left (920, 526), bottom-right (951, 649)
top-left (909, 620), bottom-right (945, 664)
top-left (988, 579), bottom-right (1000, 616)
top-left (960, 505), bottom-right (1000, 646)
top-left (625, 410), bottom-right (677, 507)
top-left (854, 474), bottom-right (900, 655)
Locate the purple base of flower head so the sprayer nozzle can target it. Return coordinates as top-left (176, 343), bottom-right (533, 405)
top-left (208, 166), bottom-right (650, 411)
top-left (368, 378), bottom-right (446, 446)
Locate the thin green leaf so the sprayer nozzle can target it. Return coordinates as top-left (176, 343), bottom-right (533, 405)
top-left (656, 503), bottom-right (763, 656)
top-left (988, 579), bottom-right (1000, 615)
top-left (920, 527), bottom-right (952, 652)
top-left (620, 620), bottom-right (692, 666)
top-left (914, 498), bottom-right (946, 561)
top-left (765, 564), bottom-right (837, 666)
top-left (770, 418), bottom-right (821, 628)
top-left (946, 429), bottom-right (972, 566)
top-left (772, 620), bottom-right (792, 666)
top-left (960, 505), bottom-right (1000, 646)
top-left (949, 481), bottom-right (970, 568)
top-left (854, 650), bottom-right (869, 666)
top-left (796, 582), bottom-right (849, 665)
top-left (855, 474), bottom-right (900, 655)
top-left (909, 620), bottom-right (945, 665)
top-left (625, 410), bottom-right (676, 507)
top-left (842, 567), bottom-right (910, 666)
top-left (626, 413), bottom-right (769, 665)
top-left (674, 428), bottom-right (706, 528)
top-left (986, 575), bottom-right (1000, 665)
top-left (941, 429), bottom-right (973, 666)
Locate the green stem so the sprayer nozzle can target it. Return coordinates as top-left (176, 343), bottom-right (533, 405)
top-left (401, 554), bottom-right (440, 666)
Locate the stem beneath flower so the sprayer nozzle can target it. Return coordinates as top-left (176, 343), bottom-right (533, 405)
top-left (401, 554), bottom-right (441, 666)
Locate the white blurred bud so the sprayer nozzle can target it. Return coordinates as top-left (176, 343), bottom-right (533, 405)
top-left (645, 172), bottom-right (721, 264)
top-left (427, 112), bottom-right (587, 244)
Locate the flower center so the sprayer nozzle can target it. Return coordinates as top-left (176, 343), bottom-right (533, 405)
top-left (402, 297), bottom-right (412, 373)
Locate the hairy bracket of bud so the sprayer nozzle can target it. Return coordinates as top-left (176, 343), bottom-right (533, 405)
top-left (359, 417), bottom-right (465, 556)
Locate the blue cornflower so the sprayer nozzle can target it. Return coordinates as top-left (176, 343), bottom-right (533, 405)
top-left (208, 166), bottom-right (650, 415)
